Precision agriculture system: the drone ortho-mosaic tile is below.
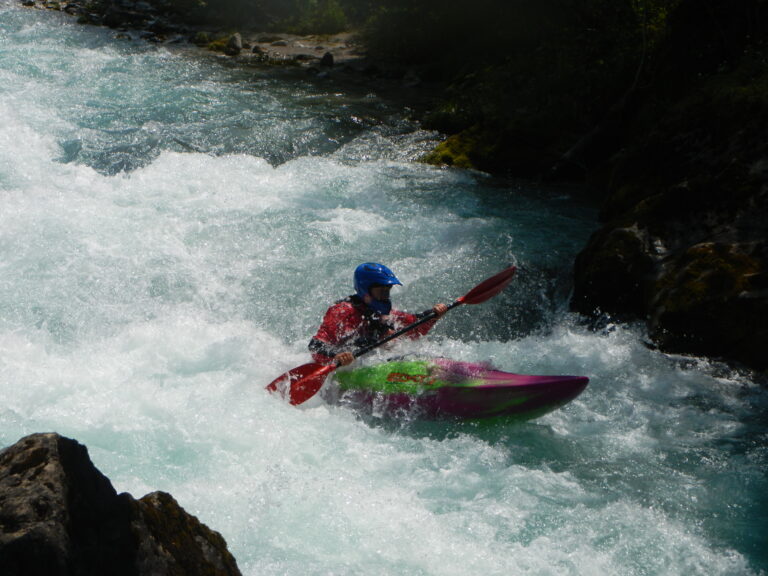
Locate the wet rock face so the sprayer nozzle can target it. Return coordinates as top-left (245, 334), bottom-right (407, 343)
top-left (0, 433), bottom-right (241, 576)
top-left (647, 238), bottom-right (767, 367)
top-left (571, 92), bottom-right (768, 370)
top-left (571, 0), bottom-right (768, 371)
top-left (573, 200), bottom-right (768, 369)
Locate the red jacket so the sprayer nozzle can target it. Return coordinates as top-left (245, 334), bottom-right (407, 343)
top-left (309, 295), bottom-right (438, 364)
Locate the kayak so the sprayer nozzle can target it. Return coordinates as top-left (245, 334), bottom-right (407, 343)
top-left (323, 357), bottom-right (588, 421)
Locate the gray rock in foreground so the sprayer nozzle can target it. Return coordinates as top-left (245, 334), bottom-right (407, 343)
top-left (0, 433), bottom-right (241, 576)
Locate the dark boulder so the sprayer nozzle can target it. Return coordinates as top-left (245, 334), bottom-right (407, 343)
top-left (0, 433), bottom-right (241, 576)
top-left (224, 33), bottom-right (242, 56)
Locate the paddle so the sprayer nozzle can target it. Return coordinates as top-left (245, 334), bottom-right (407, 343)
top-left (266, 265), bottom-right (517, 405)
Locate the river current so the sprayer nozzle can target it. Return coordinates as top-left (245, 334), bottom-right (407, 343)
top-left (1, 5), bottom-right (766, 575)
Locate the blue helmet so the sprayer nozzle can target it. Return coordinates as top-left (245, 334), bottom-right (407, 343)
top-left (354, 262), bottom-right (402, 314)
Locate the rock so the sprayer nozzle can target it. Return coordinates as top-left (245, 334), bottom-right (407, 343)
top-left (570, 0), bottom-right (768, 370)
top-left (0, 433), bottom-right (241, 576)
top-left (421, 132), bottom-right (477, 170)
top-left (224, 33), bottom-right (242, 56)
top-left (647, 240), bottom-right (767, 364)
top-left (572, 225), bottom-right (656, 319)
top-left (320, 51), bottom-right (334, 67)
top-left (573, 177), bottom-right (768, 370)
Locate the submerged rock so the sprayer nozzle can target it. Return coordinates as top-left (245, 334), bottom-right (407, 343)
top-left (0, 433), bottom-right (241, 576)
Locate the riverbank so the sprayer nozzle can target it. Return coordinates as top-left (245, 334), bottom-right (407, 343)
top-left (20, 1), bottom-right (443, 102)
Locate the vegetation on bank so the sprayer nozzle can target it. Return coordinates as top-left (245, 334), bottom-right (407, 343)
top-left (99, 0), bottom-right (686, 175)
top-left (43, 0), bottom-right (766, 182)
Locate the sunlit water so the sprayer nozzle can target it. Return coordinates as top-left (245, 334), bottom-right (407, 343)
top-left (1, 5), bottom-right (766, 575)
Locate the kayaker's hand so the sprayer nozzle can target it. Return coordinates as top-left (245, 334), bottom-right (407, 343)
top-left (334, 352), bottom-right (355, 366)
top-left (432, 303), bottom-right (448, 317)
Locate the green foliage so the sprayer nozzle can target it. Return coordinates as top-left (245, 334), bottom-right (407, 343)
top-left (361, 0), bottom-right (679, 130)
top-left (147, 0), bottom-right (273, 26)
top-left (355, 0), bottom-right (687, 174)
top-left (629, 0), bottom-right (678, 49)
top-left (283, 0), bottom-right (349, 35)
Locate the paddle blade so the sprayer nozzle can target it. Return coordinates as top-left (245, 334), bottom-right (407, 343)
top-left (459, 266), bottom-right (516, 305)
top-left (266, 362), bottom-right (337, 405)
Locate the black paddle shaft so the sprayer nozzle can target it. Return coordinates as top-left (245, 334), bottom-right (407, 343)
top-left (350, 266), bottom-right (517, 361)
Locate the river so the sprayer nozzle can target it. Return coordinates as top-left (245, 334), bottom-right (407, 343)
top-left (1, 4), bottom-right (766, 575)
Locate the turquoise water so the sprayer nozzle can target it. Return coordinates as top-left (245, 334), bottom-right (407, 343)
top-left (1, 5), bottom-right (766, 575)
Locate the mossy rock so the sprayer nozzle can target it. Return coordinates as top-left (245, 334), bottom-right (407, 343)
top-left (653, 243), bottom-right (760, 314)
top-left (421, 131), bottom-right (479, 170)
top-left (421, 124), bottom-right (507, 171)
top-left (206, 37), bottom-right (230, 53)
top-left (421, 123), bottom-right (555, 175)
top-left (649, 242), bottom-right (767, 367)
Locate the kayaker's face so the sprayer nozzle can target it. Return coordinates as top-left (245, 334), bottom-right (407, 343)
top-left (369, 285), bottom-right (392, 302)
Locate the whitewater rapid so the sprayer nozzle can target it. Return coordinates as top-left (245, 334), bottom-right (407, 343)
top-left (1, 4), bottom-right (766, 575)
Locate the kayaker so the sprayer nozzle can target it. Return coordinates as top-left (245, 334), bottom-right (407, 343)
top-left (309, 262), bottom-right (448, 366)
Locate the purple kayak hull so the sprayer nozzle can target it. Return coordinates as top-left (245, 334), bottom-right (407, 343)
top-left (328, 358), bottom-right (589, 421)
